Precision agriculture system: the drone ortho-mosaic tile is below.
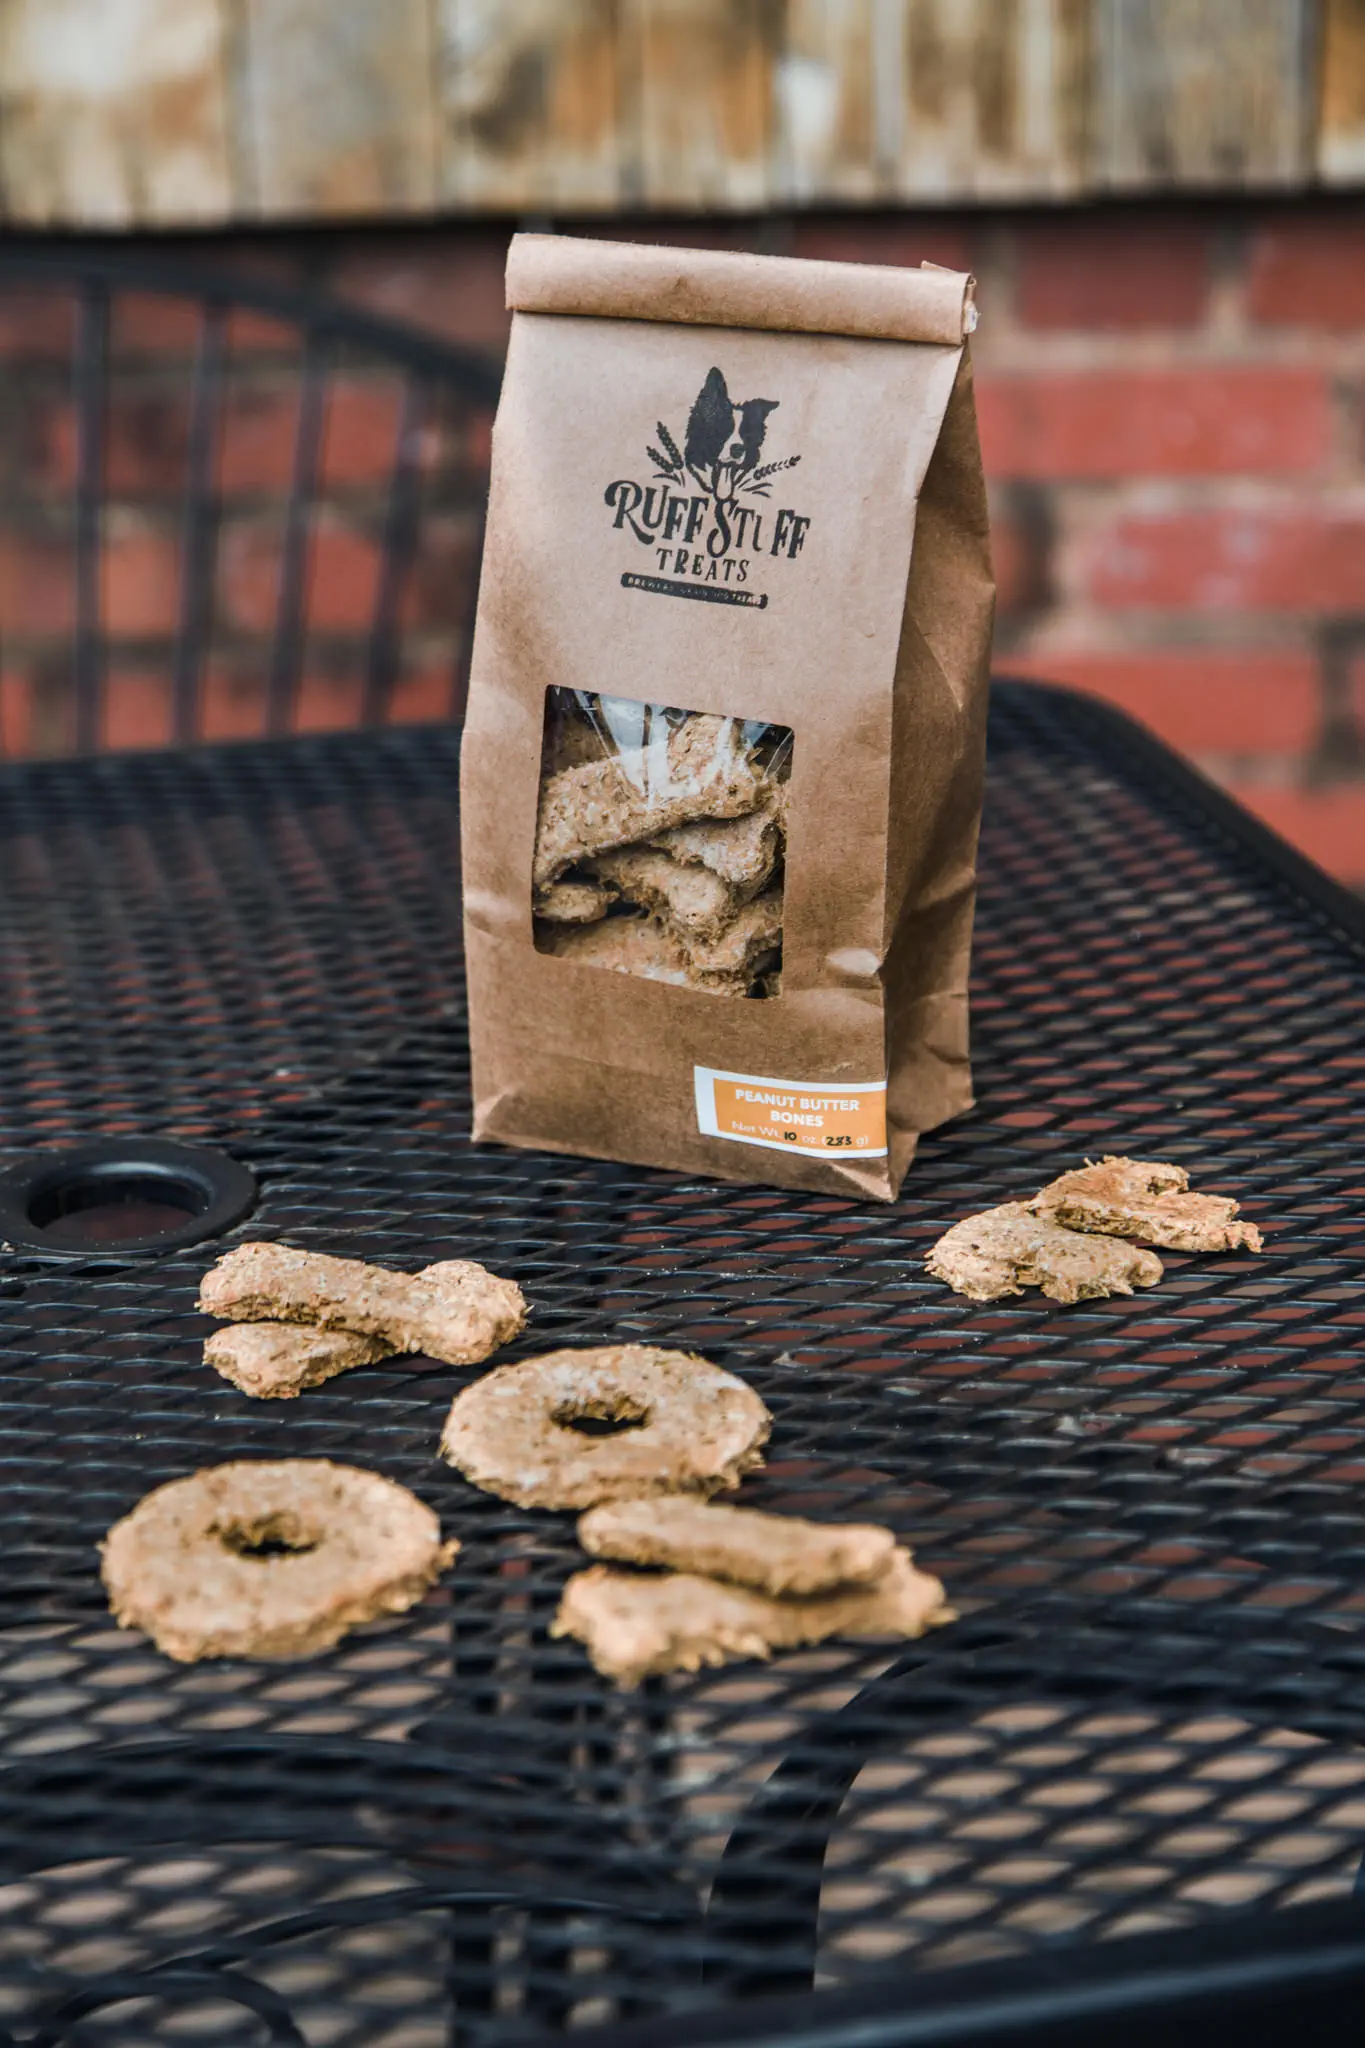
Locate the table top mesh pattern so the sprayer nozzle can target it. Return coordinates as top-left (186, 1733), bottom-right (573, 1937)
top-left (0, 682), bottom-right (1362, 2045)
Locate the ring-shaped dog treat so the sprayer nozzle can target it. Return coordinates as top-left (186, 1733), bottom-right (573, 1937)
top-left (101, 1459), bottom-right (456, 1662)
top-left (439, 1344), bottom-right (771, 1510)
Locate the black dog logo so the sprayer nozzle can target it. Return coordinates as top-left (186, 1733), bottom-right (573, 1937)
top-left (646, 367), bottom-right (796, 508)
top-left (683, 368), bottom-right (778, 503)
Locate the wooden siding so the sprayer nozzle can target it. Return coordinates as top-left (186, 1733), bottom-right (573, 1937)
top-left (0, 0), bottom-right (233, 225)
top-left (239, 0), bottom-right (440, 217)
top-left (1321, 0), bottom-right (1365, 180)
top-left (438, 0), bottom-right (624, 212)
top-left (1093, 0), bottom-right (1314, 190)
top-left (0, 0), bottom-right (1356, 225)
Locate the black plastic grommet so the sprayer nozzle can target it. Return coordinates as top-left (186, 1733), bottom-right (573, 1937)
top-left (0, 1139), bottom-right (257, 1259)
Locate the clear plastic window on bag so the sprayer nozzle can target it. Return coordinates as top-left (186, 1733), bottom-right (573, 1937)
top-left (533, 689), bottom-right (791, 998)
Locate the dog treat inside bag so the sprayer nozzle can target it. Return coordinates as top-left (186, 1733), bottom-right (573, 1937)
top-left (462, 236), bottom-right (992, 1200)
top-left (534, 695), bottom-right (790, 995)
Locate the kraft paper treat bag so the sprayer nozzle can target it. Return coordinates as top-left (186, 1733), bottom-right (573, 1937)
top-left (461, 234), bottom-right (993, 1201)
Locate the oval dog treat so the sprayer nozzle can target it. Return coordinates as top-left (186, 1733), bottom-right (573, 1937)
top-left (552, 1548), bottom-right (951, 1689)
top-left (927, 1202), bottom-right (1163, 1304)
top-left (204, 1324), bottom-right (392, 1400)
top-left (101, 1459), bottom-right (457, 1663)
top-left (440, 1344), bottom-right (771, 1510)
top-left (1029, 1155), bottom-right (1263, 1253)
top-left (578, 1497), bottom-right (897, 1597)
top-left (198, 1245), bottom-right (526, 1367)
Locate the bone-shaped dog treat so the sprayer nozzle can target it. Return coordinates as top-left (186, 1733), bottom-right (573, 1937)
top-left (542, 915), bottom-right (755, 993)
top-left (578, 1496), bottom-right (897, 1597)
top-left (533, 714), bottom-right (766, 886)
top-left (650, 783), bottom-right (785, 892)
top-left (586, 845), bottom-right (742, 943)
top-left (682, 883), bottom-right (783, 979)
top-left (199, 1245), bottom-right (526, 1367)
top-left (543, 884), bottom-right (783, 995)
top-left (205, 1324), bottom-right (393, 1400)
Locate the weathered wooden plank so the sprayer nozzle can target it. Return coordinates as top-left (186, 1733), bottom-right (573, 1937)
top-left (1093, 0), bottom-right (1314, 189)
top-left (0, 0), bottom-right (1347, 229)
top-left (238, 0), bottom-right (438, 217)
top-left (803, 0), bottom-right (1090, 206)
top-left (622, 0), bottom-right (779, 211)
top-left (0, 0), bottom-right (232, 226)
top-left (774, 0), bottom-right (880, 205)
top-left (437, 0), bottom-right (622, 212)
top-left (1321, 0), bottom-right (1365, 183)
top-left (886, 0), bottom-right (1090, 200)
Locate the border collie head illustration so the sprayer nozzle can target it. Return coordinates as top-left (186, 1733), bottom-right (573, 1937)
top-left (684, 368), bottom-right (778, 498)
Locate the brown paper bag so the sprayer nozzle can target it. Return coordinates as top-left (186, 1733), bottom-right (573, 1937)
top-left (461, 235), bottom-right (993, 1201)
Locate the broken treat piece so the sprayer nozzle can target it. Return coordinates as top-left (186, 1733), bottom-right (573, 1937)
top-left (541, 914), bottom-right (757, 995)
top-left (533, 713), bottom-right (766, 886)
top-left (1030, 1156), bottom-right (1264, 1253)
top-left (101, 1458), bottom-right (457, 1662)
top-left (552, 1548), bottom-right (951, 1688)
top-left (927, 1202), bottom-right (1163, 1304)
top-left (586, 845), bottom-right (743, 943)
top-left (649, 785), bottom-right (785, 893)
top-left (440, 1344), bottom-right (771, 1510)
top-left (533, 875), bottom-right (618, 924)
top-left (198, 1245), bottom-right (526, 1367)
top-left (578, 1496), bottom-right (897, 1598)
top-left (205, 1324), bottom-right (392, 1400)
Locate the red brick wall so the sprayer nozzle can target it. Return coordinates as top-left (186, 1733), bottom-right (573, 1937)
top-left (0, 276), bottom-right (487, 754)
top-left (1, 200), bottom-right (1362, 888)
top-left (961, 205), bottom-right (1365, 893)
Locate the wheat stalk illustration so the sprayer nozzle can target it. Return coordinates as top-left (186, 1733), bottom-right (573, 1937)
top-left (748, 454), bottom-right (801, 485)
top-left (647, 420), bottom-right (686, 480)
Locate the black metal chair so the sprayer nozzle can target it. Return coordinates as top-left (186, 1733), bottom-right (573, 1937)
top-left (0, 248), bottom-right (501, 757)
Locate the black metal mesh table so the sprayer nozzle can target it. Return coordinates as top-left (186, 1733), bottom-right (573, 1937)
top-left (1, 680), bottom-right (1363, 2047)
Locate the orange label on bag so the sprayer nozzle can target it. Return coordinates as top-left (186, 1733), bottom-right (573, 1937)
top-left (694, 1066), bottom-right (888, 1158)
